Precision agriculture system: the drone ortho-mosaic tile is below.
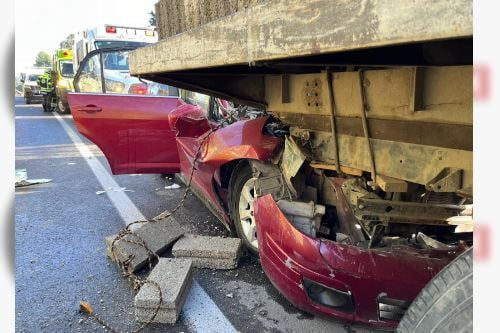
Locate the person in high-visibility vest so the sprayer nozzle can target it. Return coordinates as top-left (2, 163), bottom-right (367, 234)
top-left (37, 70), bottom-right (56, 112)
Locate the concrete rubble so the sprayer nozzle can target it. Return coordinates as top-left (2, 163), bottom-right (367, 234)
top-left (105, 216), bottom-right (185, 273)
top-left (135, 258), bottom-right (193, 324)
top-left (172, 235), bottom-right (242, 269)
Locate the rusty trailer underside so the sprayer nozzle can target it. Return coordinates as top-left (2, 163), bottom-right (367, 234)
top-left (130, 0), bottom-right (473, 248)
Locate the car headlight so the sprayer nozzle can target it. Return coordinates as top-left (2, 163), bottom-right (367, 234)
top-left (303, 278), bottom-right (355, 313)
top-left (105, 79), bottom-right (125, 93)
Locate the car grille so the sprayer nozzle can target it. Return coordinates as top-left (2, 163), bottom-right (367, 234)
top-left (378, 296), bottom-right (411, 321)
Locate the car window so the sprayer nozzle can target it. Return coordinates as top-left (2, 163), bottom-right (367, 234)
top-left (100, 50), bottom-right (179, 96)
top-left (182, 91), bottom-right (210, 111)
top-left (75, 53), bottom-right (103, 93)
top-left (75, 49), bottom-right (180, 96)
top-left (28, 74), bottom-right (40, 82)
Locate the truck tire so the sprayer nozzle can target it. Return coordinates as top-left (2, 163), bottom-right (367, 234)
top-left (397, 247), bottom-right (473, 333)
top-left (229, 162), bottom-right (259, 256)
top-left (56, 97), bottom-right (69, 114)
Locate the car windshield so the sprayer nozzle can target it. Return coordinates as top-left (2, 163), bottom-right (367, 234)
top-left (94, 41), bottom-right (149, 49)
top-left (28, 74), bottom-right (40, 82)
top-left (59, 60), bottom-right (75, 77)
top-left (77, 49), bottom-right (179, 96)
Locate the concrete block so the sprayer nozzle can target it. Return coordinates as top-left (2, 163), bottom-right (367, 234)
top-left (172, 235), bottom-right (241, 269)
top-left (106, 217), bottom-right (185, 273)
top-left (135, 258), bottom-right (193, 324)
top-left (135, 307), bottom-right (178, 324)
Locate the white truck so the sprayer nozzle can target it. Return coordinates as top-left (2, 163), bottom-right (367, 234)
top-left (72, 24), bottom-right (157, 71)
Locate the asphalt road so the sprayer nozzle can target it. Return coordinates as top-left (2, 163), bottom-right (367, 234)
top-left (15, 97), bottom-right (376, 333)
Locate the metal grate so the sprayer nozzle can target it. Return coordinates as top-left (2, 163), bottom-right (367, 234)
top-left (378, 296), bottom-right (411, 321)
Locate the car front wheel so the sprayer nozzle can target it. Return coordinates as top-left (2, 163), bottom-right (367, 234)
top-left (229, 163), bottom-right (259, 256)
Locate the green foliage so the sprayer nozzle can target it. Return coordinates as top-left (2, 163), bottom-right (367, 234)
top-left (34, 51), bottom-right (51, 67)
top-left (149, 10), bottom-right (156, 26)
top-left (60, 34), bottom-right (75, 49)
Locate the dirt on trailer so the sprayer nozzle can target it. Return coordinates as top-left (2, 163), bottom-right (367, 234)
top-left (155, 0), bottom-right (262, 39)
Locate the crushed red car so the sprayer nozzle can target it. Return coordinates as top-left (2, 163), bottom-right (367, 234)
top-left (67, 47), bottom-right (471, 329)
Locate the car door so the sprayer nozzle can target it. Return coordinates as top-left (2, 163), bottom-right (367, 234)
top-left (67, 47), bottom-right (182, 174)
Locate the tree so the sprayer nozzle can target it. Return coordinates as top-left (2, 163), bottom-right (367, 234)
top-left (148, 10), bottom-right (156, 26)
top-left (59, 33), bottom-right (74, 49)
top-left (34, 51), bottom-right (51, 67)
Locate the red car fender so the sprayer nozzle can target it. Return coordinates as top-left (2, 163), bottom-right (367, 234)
top-left (173, 116), bottom-right (283, 229)
top-left (199, 117), bottom-right (282, 166)
top-left (254, 194), bottom-right (463, 329)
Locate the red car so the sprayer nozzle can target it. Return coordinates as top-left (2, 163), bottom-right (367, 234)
top-left (68, 48), bottom-right (467, 329)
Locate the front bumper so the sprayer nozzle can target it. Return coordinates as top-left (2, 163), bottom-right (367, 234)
top-left (254, 194), bottom-right (463, 329)
top-left (24, 87), bottom-right (43, 98)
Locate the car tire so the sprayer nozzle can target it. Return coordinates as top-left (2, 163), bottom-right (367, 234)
top-left (25, 97), bottom-right (31, 104)
top-left (397, 247), bottom-right (473, 333)
top-left (229, 162), bottom-right (259, 256)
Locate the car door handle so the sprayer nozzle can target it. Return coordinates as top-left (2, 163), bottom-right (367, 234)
top-left (78, 105), bottom-right (102, 113)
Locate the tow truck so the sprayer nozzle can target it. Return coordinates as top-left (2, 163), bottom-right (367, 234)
top-left (68, 1), bottom-right (473, 331)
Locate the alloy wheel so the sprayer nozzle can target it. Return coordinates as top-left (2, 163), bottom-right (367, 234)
top-left (238, 177), bottom-right (258, 249)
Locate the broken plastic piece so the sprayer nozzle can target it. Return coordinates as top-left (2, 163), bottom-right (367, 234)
top-left (416, 232), bottom-right (451, 249)
top-left (277, 200), bottom-right (325, 237)
top-left (95, 187), bottom-right (134, 195)
top-left (15, 169), bottom-right (52, 187)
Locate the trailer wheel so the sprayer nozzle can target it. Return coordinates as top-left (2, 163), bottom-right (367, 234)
top-left (397, 247), bottom-right (472, 333)
top-left (229, 163), bottom-right (259, 256)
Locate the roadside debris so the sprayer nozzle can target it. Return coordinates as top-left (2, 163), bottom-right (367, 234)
top-left (96, 187), bottom-right (134, 195)
top-left (164, 183), bottom-right (181, 189)
top-left (105, 215), bottom-right (185, 273)
top-left (172, 235), bottom-right (242, 269)
top-left (80, 123), bottom-right (222, 331)
top-left (135, 258), bottom-right (193, 324)
top-left (15, 169), bottom-right (52, 187)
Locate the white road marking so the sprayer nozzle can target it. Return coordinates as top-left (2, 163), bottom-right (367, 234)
top-left (52, 112), bottom-right (145, 225)
top-left (51, 111), bottom-right (236, 333)
top-left (16, 115), bottom-right (73, 119)
top-left (183, 281), bottom-right (236, 333)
